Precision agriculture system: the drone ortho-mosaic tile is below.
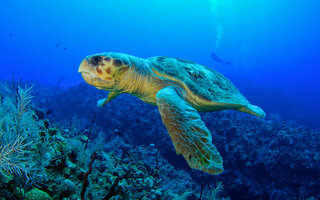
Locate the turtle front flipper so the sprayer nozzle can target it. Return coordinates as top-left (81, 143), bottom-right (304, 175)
top-left (156, 87), bottom-right (223, 175)
top-left (97, 92), bottom-right (120, 107)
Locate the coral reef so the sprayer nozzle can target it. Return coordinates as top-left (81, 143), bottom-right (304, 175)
top-left (203, 111), bottom-right (320, 199)
top-left (25, 188), bottom-right (52, 200)
top-left (0, 81), bottom-right (218, 199)
top-left (0, 80), bottom-right (319, 199)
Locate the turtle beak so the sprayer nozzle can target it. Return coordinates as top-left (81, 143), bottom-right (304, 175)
top-left (78, 58), bottom-right (97, 85)
top-left (79, 57), bottom-right (113, 89)
top-left (78, 58), bottom-right (91, 73)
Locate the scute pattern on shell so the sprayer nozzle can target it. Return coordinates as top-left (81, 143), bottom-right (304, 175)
top-left (147, 56), bottom-right (250, 105)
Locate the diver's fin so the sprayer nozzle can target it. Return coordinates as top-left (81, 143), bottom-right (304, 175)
top-left (97, 92), bottom-right (119, 107)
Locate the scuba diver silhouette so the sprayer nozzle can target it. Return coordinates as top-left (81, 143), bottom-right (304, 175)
top-left (211, 52), bottom-right (231, 65)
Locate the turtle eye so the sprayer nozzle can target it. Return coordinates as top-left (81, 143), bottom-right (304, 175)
top-left (104, 57), bottom-right (111, 61)
top-left (90, 56), bottom-right (102, 66)
top-left (113, 59), bottom-right (123, 67)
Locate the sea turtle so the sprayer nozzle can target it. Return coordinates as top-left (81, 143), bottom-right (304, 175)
top-left (78, 52), bottom-right (265, 175)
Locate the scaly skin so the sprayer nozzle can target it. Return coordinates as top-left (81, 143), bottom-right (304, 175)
top-left (78, 52), bottom-right (179, 105)
top-left (79, 52), bottom-right (265, 175)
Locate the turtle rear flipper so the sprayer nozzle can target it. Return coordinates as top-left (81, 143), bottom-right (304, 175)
top-left (156, 86), bottom-right (223, 175)
top-left (238, 104), bottom-right (266, 118)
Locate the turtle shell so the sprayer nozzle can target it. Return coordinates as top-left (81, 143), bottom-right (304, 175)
top-left (147, 56), bottom-right (250, 106)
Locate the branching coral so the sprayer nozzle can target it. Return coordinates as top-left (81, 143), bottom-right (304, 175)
top-left (0, 135), bottom-right (32, 177)
top-left (0, 84), bottom-right (49, 182)
top-left (0, 86), bottom-right (35, 178)
top-left (210, 182), bottom-right (224, 200)
top-left (15, 86), bottom-right (34, 134)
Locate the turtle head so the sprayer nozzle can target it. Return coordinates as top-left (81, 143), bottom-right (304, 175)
top-left (78, 53), bottom-right (131, 91)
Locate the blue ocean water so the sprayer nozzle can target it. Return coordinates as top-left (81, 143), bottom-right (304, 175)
top-left (1, 0), bottom-right (319, 127)
top-left (0, 0), bottom-right (319, 199)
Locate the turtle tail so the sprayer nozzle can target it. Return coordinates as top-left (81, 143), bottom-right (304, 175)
top-left (237, 104), bottom-right (266, 118)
